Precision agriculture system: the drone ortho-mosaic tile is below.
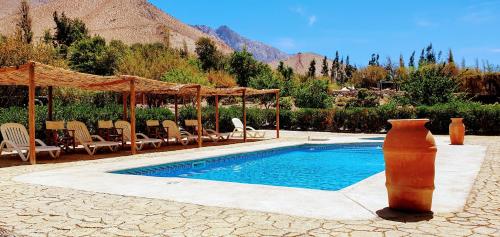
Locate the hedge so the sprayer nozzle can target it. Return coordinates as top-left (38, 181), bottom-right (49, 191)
top-left (1, 102), bottom-right (499, 141)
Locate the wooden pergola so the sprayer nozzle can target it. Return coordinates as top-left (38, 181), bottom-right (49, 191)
top-left (0, 62), bottom-right (280, 165)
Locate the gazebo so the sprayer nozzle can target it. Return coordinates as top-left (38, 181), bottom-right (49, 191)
top-left (0, 62), bottom-right (280, 164)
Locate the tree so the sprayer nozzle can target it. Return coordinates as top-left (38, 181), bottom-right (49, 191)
top-left (195, 37), bottom-right (221, 72)
top-left (277, 61), bottom-right (293, 81)
top-left (53, 11), bottom-right (89, 56)
top-left (228, 48), bottom-right (260, 87)
top-left (160, 25), bottom-right (170, 49)
top-left (321, 56), bottom-right (329, 77)
top-left (409, 51), bottom-right (415, 68)
top-left (425, 43), bottom-right (436, 64)
top-left (447, 49), bottom-right (454, 64)
top-left (368, 53), bottom-right (380, 66)
top-left (68, 36), bottom-right (115, 75)
top-left (418, 49), bottom-right (425, 67)
top-left (307, 59), bottom-right (316, 78)
top-left (401, 66), bottom-right (458, 105)
top-left (351, 65), bottom-right (387, 88)
top-left (294, 79), bottom-right (332, 108)
top-left (16, 0), bottom-right (33, 44)
top-left (180, 39), bottom-right (188, 58)
top-left (331, 51), bottom-right (340, 82)
top-left (248, 67), bottom-right (283, 108)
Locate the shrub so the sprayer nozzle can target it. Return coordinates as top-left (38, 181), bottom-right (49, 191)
top-left (294, 79), bottom-right (333, 109)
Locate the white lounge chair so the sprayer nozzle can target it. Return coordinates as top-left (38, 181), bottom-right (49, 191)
top-left (0, 123), bottom-right (60, 161)
top-left (114, 120), bottom-right (162, 151)
top-left (162, 120), bottom-right (196, 145)
top-left (231, 118), bottom-right (266, 138)
top-left (67, 121), bottom-right (121, 155)
top-left (184, 120), bottom-right (230, 142)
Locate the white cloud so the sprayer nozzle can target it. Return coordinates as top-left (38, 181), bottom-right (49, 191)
top-left (308, 15), bottom-right (317, 26)
top-left (290, 5), bottom-right (318, 26)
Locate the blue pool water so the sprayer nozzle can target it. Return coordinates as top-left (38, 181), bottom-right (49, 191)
top-left (113, 143), bottom-right (385, 191)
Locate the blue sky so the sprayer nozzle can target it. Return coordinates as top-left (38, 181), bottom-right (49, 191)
top-left (149, 0), bottom-right (500, 67)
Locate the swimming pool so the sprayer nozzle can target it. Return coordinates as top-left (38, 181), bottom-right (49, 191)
top-left (113, 143), bottom-right (384, 191)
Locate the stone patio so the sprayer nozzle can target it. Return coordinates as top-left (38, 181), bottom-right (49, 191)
top-left (0, 132), bottom-right (498, 237)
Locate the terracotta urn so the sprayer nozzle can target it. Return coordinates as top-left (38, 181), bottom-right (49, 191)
top-left (449, 118), bottom-right (465, 145)
top-left (383, 119), bottom-right (437, 212)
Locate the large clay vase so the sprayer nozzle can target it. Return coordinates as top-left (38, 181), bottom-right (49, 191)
top-left (449, 118), bottom-right (465, 145)
top-left (383, 119), bottom-right (437, 212)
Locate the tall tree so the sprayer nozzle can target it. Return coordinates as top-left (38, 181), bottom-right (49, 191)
top-left (53, 11), bottom-right (89, 56)
top-left (447, 49), bottom-right (454, 64)
top-left (16, 0), bottom-right (33, 44)
top-left (228, 48), bottom-right (260, 87)
top-left (418, 49), bottom-right (425, 67)
top-left (331, 51), bottom-right (340, 82)
top-left (308, 59), bottom-right (316, 78)
top-left (399, 54), bottom-right (405, 68)
top-left (409, 51), bottom-right (415, 68)
top-left (425, 43), bottom-right (436, 64)
top-left (321, 56), bottom-right (329, 77)
top-left (368, 53), bottom-right (379, 66)
top-left (195, 37), bottom-right (220, 72)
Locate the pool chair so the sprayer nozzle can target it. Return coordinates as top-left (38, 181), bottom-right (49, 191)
top-left (67, 121), bottom-right (121, 155)
top-left (184, 120), bottom-right (230, 142)
top-left (231, 118), bottom-right (266, 138)
top-left (114, 120), bottom-right (162, 151)
top-left (0, 123), bottom-right (61, 161)
top-left (161, 120), bottom-right (196, 145)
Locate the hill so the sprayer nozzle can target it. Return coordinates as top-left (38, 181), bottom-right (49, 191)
top-left (0, 0), bottom-right (233, 54)
top-left (268, 53), bottom-right (333, 76)
top-left (193, 25), bottom-right (289, 62)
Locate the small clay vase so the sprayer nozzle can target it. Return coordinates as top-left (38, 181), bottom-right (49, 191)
top-left (383, 119), bottom-right (437, 212)
top-left (449, 118), bottom-right (465, 145)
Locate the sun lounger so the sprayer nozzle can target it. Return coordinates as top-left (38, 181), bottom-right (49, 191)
top-left (231, 118), bottom-right (266, 138)
top-left (114, 120), bottom-right (162, 151)
top-left (162, 120), bottom-right (196, 145)
top-left (0, 123), bottom-right (60, 161)
top-left (184, 120), bottom-right (230, 142)
top-left (67, 121), bottom-right (121, 155)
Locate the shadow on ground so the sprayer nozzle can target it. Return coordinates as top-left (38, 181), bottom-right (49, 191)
top-left (376, 207), bottom-right (434, 222)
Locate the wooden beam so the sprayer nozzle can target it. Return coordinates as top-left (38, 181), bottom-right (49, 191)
top-left (122, 92), bottom-right (128, 120)
top-left (196, 86), bottom-right (202, 148)
top-left (48, 86), bottom-right (53, 121)
top-left (215, 95), bottom-right (219, 133)
top-left (174, 94), bottom-right (178, 124)
top-left (28, 62), bottom-right (36, 165)
top-left (130, 79), bottom-right (137, 155)
top-left (242, 90), bottom-right (247, 142)
top-left (276, 91), bottom-right (280, 139)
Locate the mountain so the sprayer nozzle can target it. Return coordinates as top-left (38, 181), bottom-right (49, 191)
top-left (0, 0), bottom-right (233, 54)
top-left (193, 25), bottom-right (289, 62)
top-left (268, 52), bottom-right (333, 76)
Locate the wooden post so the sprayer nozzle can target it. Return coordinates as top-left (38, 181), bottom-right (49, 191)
top-left (129, 79), bottom-right (137, 155)
top-left (122, 92), bottom-right (128, 120)
top-left (196, 86), bottom-right (202, 147)
top-left (276, 91), bottom-right (280, 139)
top-left (242, 90), bottom-right (247, 142)
top-left (142, 93), bottom-right (146, 105)
top-left (174, 94), bottom-right (178, 124)
top-left (215, 95), bottom-right (219, 133)
top-left (28, 62), bottom-right (36, 165)
top-left (48, 86), bottom-right (53, 121)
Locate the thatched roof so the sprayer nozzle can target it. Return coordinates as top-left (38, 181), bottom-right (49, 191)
top-left (0, 62), bottom-right (278, 96)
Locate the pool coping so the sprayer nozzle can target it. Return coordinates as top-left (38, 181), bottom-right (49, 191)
top-left (13, 136), bottom-right (486, 220)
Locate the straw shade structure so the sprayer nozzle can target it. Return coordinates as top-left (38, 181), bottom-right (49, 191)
top-left (0, 62), bottom-right (280, 164)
